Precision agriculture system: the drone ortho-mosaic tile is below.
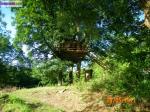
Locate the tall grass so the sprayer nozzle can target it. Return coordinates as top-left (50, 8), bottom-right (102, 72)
top-left (0, 93), bottom-right (64, 112)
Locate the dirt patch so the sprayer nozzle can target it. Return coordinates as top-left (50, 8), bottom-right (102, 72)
top-left (11, 87), bottom-right (139, 112)
top-left (28, 88), bottom-right (87, 112)
top-left (81, 92), bottom-right (116, 112)
top-left (27, 88), bottom-right (117, 112)
top-left (0, 87), bottom-right (18, 93)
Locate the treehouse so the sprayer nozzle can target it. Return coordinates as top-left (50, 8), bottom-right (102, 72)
top-left (54, 40), bottom-right (88, 63)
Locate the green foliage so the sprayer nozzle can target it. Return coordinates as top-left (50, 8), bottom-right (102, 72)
top-left (13, 0), bottom-right (102, 59)
top-left (0, 61), bottom-right (39, 88)
top-left (74, 63), bottom-right (106, 91)
top-left (0, 36), bottom-right (9, 53)
top-left (0, 9), bottom-right (11, 55)
top-left (89, 56), bottom-right (150, 102)
top-left (32, 59), bottom-right (72, 85)
top-left (0, 1), bottom-right (149, 108)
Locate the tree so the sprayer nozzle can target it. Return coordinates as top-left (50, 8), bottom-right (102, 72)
top-left (0, 8), bottom-right (36, 87)
top-left (0, 9), bottom-right (11, 61)
top-left (14, 0), bottom-right (149, 59)
top-left (32, 59), bottom-right (72, 85)
top-left (13, 0), bottom-right (101, 60)
top-left (140, 0), bottom-right (150, 28)
top-left (13, 0), bottom-right (150, 99)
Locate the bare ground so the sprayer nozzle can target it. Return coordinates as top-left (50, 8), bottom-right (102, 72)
top-left (1, 87), bottom-right (149, 112)
top-left (10, 87), bottom-right (119, 112)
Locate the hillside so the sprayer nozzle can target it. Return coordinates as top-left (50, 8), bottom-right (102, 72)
top-left (0, 86), bottom-right (122, 112)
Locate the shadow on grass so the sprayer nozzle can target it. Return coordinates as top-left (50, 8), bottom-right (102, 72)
top-left (0, 93), bottom-right (64, 112)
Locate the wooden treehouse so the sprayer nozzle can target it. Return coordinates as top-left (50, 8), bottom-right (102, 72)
top-left (54, 40), bottom-right (88, 63)
top-left (52, 39), bottom-right (95, 84)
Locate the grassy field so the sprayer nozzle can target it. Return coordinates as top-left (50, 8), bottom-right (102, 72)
top-left (0, 86), bottom-right (108, 112)
top-left (0, 87), bottom-right (66, 112)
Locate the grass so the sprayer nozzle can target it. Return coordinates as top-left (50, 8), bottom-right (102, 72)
top-left (0, 91), bottom-right (64, 112)
top-left (0, 85), bottom-right (142, 112)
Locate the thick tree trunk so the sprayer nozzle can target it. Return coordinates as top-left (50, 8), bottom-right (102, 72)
top-left (140, 0), bottom-right (150, 28)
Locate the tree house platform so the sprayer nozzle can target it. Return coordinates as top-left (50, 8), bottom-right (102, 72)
top-left (54, 40), bottom-right (88, 62)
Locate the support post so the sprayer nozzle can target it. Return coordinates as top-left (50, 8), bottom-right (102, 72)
top-left (85, 69), bottom-right (93, 82)
top-left (69, 65), bottom-right (73, 84)
top-left (58, 70), bottom-right (63, 86)
top-left (76, 61), bottom-right (81, 79)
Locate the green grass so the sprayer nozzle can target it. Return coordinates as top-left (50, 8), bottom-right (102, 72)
top-left (0, 92), bottom-right (64, 112)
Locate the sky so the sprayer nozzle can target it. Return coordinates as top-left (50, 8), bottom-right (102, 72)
top-left (1, 7), bottom-right (28, 52)
top-left (0, 7), bottom-right (16, 38)
top-left (0, 7), bottom-right (28, 65)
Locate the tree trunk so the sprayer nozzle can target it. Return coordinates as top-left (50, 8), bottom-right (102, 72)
top-left (69, 65), bottom-right (73, 84)
top-left (140, 0), bottom-right (150, 28)
top-left (69, 71), bottom-right (73, 84)
top-left (58, 70), bottom-right (63, 86)
top-left (76, 62), bottom-right (81, 79)
top-left (84, 69), bottom-right (93, 82)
